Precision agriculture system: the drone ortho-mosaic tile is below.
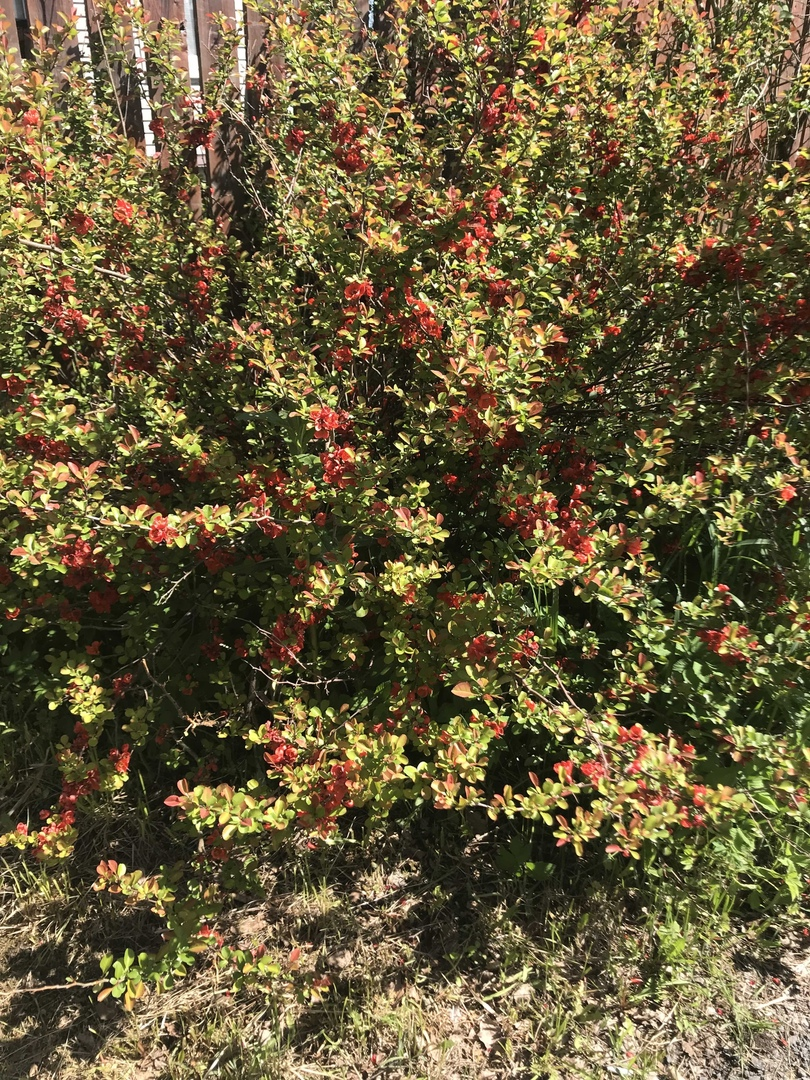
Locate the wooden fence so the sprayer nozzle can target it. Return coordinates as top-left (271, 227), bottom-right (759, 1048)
top-left (0, 0), bottom-right (374, 217)
top-left (0, 0), bottom-right (807, 216)
top-left (0, 0), bottom-right (376, 91)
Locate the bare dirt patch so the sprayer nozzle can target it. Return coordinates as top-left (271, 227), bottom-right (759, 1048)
top-left (2, 828), bottom-right (810, 1079)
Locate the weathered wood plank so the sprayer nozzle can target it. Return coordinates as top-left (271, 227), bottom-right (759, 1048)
top-left (198, 0), bottom-right (235, 86)
top-left (0, 3), bottom-right (23, 65)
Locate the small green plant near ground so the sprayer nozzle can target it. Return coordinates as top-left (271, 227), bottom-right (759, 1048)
top-left (0, 0), bottom-right (809, 1022)
top-left (1, 822), bottom-right (806, 1079)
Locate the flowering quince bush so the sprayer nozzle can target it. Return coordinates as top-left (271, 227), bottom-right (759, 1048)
top-left (1, 0), bottom-right (810, 1003)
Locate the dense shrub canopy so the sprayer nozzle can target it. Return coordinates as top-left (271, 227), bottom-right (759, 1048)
top-left (1, 0), bottom-right (809, 1002)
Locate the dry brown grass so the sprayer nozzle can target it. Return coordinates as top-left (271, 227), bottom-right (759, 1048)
top-left (1, 821), bottom-right (810, 1080)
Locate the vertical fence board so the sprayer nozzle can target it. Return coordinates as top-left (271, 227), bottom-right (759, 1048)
top-left (26, 0), bottom-right (69, 30)
top-left (24, 0), bottom-right (78, 77)
top-left (198, 0), bottom-right (238, 223)
top-left (197, 0), bottom-right (234, 85)
top-left (790, 0), bottom-right (810, 155)
top-left (245, 0), bottom-right (265, 68)
top-left (0, 5), bottom-right (23, 64)
top-left (143, 0), bottom-right (184, 25)
top-left (0, 0), bottom-right (808, 219)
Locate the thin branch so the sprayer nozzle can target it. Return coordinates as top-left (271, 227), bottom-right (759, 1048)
top-left (540, 663), bottom-right (612, 776)
top-left (139, 659), bottom-right (200, 763)
top-left (749, 991), bottom-right (796, 1011)
top-left (0, 979), bottom-right (102, 997)
top-left (17, 238), bottom-right (132, 282)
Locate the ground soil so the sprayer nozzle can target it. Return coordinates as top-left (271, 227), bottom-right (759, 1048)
top-left (2, 829), bottom-right (810, 1080)
top-left (660, 939), bottom-right (810, 1080)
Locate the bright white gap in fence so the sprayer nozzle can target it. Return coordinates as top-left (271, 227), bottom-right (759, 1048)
top-left (130, 2), bottom-right (156, 157)
top-left (73, 0), bottom-right (95, 81)
top-left (233, 0), bottom-right (246, 98)
top-left (13, 0), bottom-right (29, 59)
top-left (182, 0), bottom-right (207, 166)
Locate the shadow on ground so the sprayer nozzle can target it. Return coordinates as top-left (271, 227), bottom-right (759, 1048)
top-left (2, 818), bottom-right (810, 1080)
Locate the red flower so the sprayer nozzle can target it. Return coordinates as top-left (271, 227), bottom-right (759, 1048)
top-left (555, 760), bottom-right (575, 783)
top-left (72, 722), bottom-right (90, 751)
top-left (334, 146), bottom-right (366, 174)
top-left (113, 672), bottom-right (134, 697)
top-left (0, 375), bottom-right (27, 396)
top-left (559, 521), bottom-right (595, 564)
top-left (344, 280), bottom-right (374, 302)
top-left (70, 210), bottom-right (95, 235)
top-left (59, 769), bottom-right (100, 808)
top-left (332, 121), bottom-right (358, 145)
top-left (262, 612), bottom-right (308, 667)
top-left (60, 538), bottom-right (112, 588)
top-left (580, 760), bottom-right (608, 782)
top-left (311, 405), bottom-right (352, 439)
top-left (512, 629), bottom-right (540, 663)
top-left (467, 634), bottom-right (498, 664)
top-left (285, 128), bottom-right (306, 153)
top-left (21, 108), bottom-right (40, 128)
top-left (113, 199), bottom-right (135, 226)
top-left (321, 446), bottom-right (356, 488)
top-left (88, 586), bottom-right (119, 614)
top-left (617, 724), bottom-right (645, 743)
top-left (264, 728), bottom-right (298, 770)
top-left (487, 280), bottom-right (510, 309)
top-left (149, 515), bottom-right (179, 545)
top-left (109, 745), bottom-right (132, 773)
top-left (697, 625), bottom-right (757, 665)
top-left (780, 485), bottom-right (797, 501)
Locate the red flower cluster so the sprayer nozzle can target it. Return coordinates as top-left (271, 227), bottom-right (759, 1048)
top-left (285, 127), bottom-right (306, 153)
top-left (32, 810), bottom-right (76, 856)
top-left (69, 209), bottom-right (95, 235)
top-left (42, 278), bottom-right (89, 338)
top-left (88, 585), bottom-right (119, 614)
top-left (331, 119), bottom-right (367, 173)
top-left (321, 446), bottom-right (356, 488)
top-left (487, 279), bottom-right (511, 309)
top-left (697, 624), bottom-right (758, 665)
top-left (113, 199), bottom-right (135, 226)
top-left (149, 515), bottom-right (179, 545)
top-left (59, 770), bottom-right (100, 810)
top-left (311, 405), bottom-right (352, 439)
top-left (60, 538), bottom-right (112, 589)
top-left (467, 634), bottom-right (498, 664)
top-left (112, 672), bottom-right (134, 697)
top-left (108, 744), bottom-right (132, 773)
top-left (499, 493), bottom-right (559, 538)
top-left (481, 84), bottom-right (522, 134)
top-left (262, 612), bottom-right (310, 668)
top-left (344, 280), bottom-right (374, 302)
top-left (16, 432), bottom-right (73, 462)
top-left (263, 727), bottom-right (298, 771)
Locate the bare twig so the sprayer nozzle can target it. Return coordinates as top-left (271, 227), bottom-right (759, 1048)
top-left (749, 990), bottom-right (796, 1010)
top-left (0, 978), bottom-right (102, 997)
top-left (139, 659), bottom-right (200, 763)
top-left (540, 663), bottom-right (612, 775)
top-left (17, 238), bottom-right (132, 282)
